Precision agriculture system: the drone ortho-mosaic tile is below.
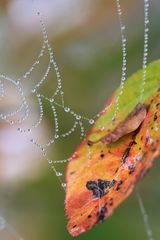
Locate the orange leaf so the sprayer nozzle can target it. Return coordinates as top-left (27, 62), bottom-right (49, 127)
top-left (65, 61), bottom-right (160, 237)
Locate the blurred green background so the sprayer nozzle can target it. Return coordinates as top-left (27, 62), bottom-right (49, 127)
top-left (0, 0), bottom-right (160, 239)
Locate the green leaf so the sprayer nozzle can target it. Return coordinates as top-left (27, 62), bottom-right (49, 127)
top-left (88, 60), bottom-right (160, 143)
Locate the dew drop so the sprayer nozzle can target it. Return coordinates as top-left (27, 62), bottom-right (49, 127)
top-left (89, 119), bottom-right (94, 124)
top-left (64, 107), bottom-right (70, 112)
top-left (61, 183), bottom-right (66, 188)
top-left (56, 172), bottom-right (62, 177)
top-left (76, 115), bottom-right (81, 120)
top-left (54, 134), bottom-right (59, 139)
top-left (48, 159), bottom-right (53, 164)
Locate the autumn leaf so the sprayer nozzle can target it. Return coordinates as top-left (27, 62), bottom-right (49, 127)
top-left (65, 60), bottom-right (160, 237)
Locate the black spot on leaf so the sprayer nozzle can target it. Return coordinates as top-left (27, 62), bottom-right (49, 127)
top-left (116, 180), bottom-right (123, 191)
top-left (86, 179), bottom-right (110, 198)
top-left (97, 206), bottom-right (108, 223)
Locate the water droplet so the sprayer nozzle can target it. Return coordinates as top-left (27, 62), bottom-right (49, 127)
top-left (56, 172), bottom-right (62, 177)
top-left (89, 119), bottom-right (94, 124)
top-left (76, 115), bottom-right (81, 120)
top-left (48, 159), bottom-right (52, 164)
top-left (61, 183), bottom-right (66, 188)
top-left (54, 134), bottom-right (59, 139)
top-left (64, 107), bottom-right (70, 112)
top-left (16, 80), bottom-right (20, 85)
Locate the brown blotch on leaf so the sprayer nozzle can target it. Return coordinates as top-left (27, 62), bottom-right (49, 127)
top-left (102, 103), bottom-right (147, 144)
top-left (87, 140), bottom-right (93, 146)
top-left (153, 112), bottom-right (158, 121)
top-left (109, 198), bottom-right (114, 206)
top-left (100, 153), bottom-right (105, 159)
top-left (121, 134), bottom-right (138, 164)
top-left (121, 142), bottom-right (132, 164)
top-left (156, 103), bottom-right (160, 109)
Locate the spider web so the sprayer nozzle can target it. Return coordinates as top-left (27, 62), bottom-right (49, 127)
top-left (0, 1), bottom-right (156, 240)
top-left (0, 10), bottom-right (97, 190)
top-left (114, 1), bottom-right (155, 240)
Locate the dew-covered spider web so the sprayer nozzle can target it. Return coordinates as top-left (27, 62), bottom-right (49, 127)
top-left (0, 0), bottom-right (157, 239)
top-left (114, 1), bottom-right (155, 240)
top-left (0, 10), bottom-right (97, 190)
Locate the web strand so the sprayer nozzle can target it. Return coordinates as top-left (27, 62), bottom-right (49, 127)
top-left (112, 0), bottom-right (127, 121)
top-left (0, 216), bottom-right (23, 240)
top-left (136, 192), bottom-right (155, 240)
top-left (0, 9), bottom-right (97, 189)
top-left (140, 0), bottom-right (150, 101)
